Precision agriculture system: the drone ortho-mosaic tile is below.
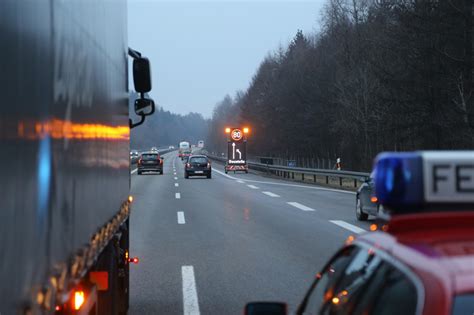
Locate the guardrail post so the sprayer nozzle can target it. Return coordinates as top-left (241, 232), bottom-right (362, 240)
top-left (326, 176), bottom-right (329, 184)
top-left (339, 177), bottom-right (343, 186)
top-left (292, 172), bottom-right (294, 179)
top-left (354, 179), bottom-right (357, 187)
top-left (302, 173), bottom-right (305, 181)
top-left (313, 174), bottom-right (316, 182)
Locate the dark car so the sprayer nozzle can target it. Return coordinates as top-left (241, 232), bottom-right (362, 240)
top-left (355, 173), bottom-right (380, 221)
top-left (185, 155), bottom-right (211, 179)
top-left (137, 152), bottom-right (163, 175)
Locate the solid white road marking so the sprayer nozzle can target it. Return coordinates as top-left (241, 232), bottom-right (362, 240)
top-left (177, 212), bottom-right (186, 224)
top-left (175, 183), bottom-right (179, 187)
top-left (262, 191), bottom-right (280, 197)
top-left (175, 193), bottom-right (181, 199)
top-left (236, 180), bottom-right (245, 184)
top-left (287, 202), bottom-right (315, 211)
top-left (182, 266), bottom-right (200, 315)
top-left (247, 185), bottom-right (259, 189)
top-left (330, 220), bottom-right (366, 234)
top-left (174, 172), bottom-right (177, 175)
top-left (213, 168), bottom-right (354, 195)
top-left (174, 177), bottom-right (178, 180)
top-left (131, 168), bottom-right (138, 174)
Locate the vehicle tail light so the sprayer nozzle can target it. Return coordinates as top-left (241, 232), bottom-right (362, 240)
top-left (128, 257), bottom-right (140, 264)
top-left (207, 162), bottom-right (211, 168)
top-left (138, 158), bottom-right (142, 165)
top-left (73, 290), bottom-right (85, 310)
top-left (370, 196), bottom-right (378, 203)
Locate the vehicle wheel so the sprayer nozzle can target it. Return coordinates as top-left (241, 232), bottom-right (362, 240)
top-left (245, 170), bottom-right (248, 174)
top-left (356, 197), bottom-right (368, 221)
top-left (225, 170), bottom-right (228, 174)
top-left (160, 170), bottom-right (163, 175)
top-left (137, 171), bottom-right (142, 175)
top-left (185, 172), bottom-right (189, 179)
top-left (207, 173), bottom-right (212, 179)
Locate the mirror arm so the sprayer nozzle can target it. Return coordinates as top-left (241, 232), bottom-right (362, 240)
top-left (128, 47), bottom-right (142, 59)
top-left (129, 115), bottom-right (145, 129)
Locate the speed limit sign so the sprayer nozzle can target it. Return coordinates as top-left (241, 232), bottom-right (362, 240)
top-left (231, 129), bottom-right (243, 141)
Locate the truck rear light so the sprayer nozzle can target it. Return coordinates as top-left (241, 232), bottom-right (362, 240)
top-left (73, 290), bottom-right (85, 310)
top-left (128, 257), bottom-right (139, 264)
top-left (370, 196), bottom-right (378, 203)
top-left (89, 271), bottom-right (109, 291)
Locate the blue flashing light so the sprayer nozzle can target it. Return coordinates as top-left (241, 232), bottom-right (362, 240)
top-left (374, 152), bottom-right (424, 207)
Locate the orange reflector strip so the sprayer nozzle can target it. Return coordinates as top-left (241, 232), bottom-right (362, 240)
top-left (74, 291), bottom-right (85, 310)
top-left (370, 196), bottom-right (378, 203)
top-left (370, 224), bottom-right (378, 231)
top-left (90, 271), bottom-right (109, 291)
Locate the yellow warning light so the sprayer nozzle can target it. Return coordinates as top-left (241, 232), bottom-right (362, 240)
top-left (74, 290), bottom-right (85, 310)
top-left (243, 127), bottom-right (249, 134)
top-left (225, 127), bottom-right (231, 133)
top-left (332, 297), bottom-right (340, 305)
top-left (370, 224), bottom-right (378, 232)
top-left (128, 195), bottom-right (134, 203)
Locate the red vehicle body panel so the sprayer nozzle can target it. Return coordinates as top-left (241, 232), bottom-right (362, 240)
top-left (355, 212), bottom-right (474, 315)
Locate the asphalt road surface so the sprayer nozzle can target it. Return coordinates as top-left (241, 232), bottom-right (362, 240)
top-left (128, 152), bottom-right (373, 315)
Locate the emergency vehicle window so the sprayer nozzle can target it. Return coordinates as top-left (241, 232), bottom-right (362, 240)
top-left (370, 268), bottom-right (417, 315)
top-left (319, 250), bottom-right (382, 315)
top-left (452, 294), bottom-right (474, 315)
top-left (302, 246), bottom-right (359, 315)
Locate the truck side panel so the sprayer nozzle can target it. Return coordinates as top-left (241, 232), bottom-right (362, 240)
top-left (0, 1), bottom-right (129, 312)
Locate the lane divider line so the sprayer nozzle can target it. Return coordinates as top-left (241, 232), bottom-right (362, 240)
top-left (174, 177), bottom-right (178, 180)
top-left (131, 168), bottom-right (138, 174)
top-left (182, 266), bottom-right (200, 315)
top-left (247, 185), bottom-right (259, 189)
top-left (330, 220), bottom-right (366, 234)
top-left (175, 192), bottom-right (181, 199)
top-left (287, 202), bottom-right (315, 211)
top-left (175, 183), bottom-right (179, 187)
top-left (177, 212), bottom-right (186, 224)
top-left (212, 168), bottom-right (354, 195)
top-left (262, 191), bottom-right (280, 197)
top-left (236, 180), bottom-right (245, 184)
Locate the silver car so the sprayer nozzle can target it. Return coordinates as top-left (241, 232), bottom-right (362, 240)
top-left (355, 173), bottom-right (380, 221)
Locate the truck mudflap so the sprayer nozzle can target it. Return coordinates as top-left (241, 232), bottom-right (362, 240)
top-left (28, 199), bottom-right (132, 315)
top-left (225, 164), bottom-right (248, 173)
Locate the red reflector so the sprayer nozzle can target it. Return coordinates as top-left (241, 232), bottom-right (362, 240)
top-left (89, 271), bottom-right (109, 291)
top-left (55, 305), bottom-right (61, 311)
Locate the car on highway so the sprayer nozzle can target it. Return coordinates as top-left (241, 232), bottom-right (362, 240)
top-left (130, 150), bottom-right (139, 163)
top-left (355, 172), bottom-right (381, 221)
top-left (185, 155), bottom-right (212, 179)
top-left (137, 151), bottom-right (164, 175)
top-left (244, 151), bottom-right (474, 315)
top-left (151, 147), bottom-right (159, 152)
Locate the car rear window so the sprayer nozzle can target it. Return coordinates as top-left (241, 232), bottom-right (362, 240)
top-left (452, 294), bottom-right (474, 315)
top-left (142, 154), bottom-right (158, 160)
top-left (190, 157), bottom-right (207, 164)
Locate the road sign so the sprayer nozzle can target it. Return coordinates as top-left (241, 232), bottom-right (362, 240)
top-left (228, 141), bottom-right (246, 165)
top-left (231, 128), bottom-right (243, 142)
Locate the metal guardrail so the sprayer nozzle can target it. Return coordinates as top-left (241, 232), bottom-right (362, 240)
top-left (207, 154), bottom-right (370, 188)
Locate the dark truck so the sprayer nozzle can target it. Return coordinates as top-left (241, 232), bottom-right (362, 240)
top-left (0, 1), bottom-right (154, 314)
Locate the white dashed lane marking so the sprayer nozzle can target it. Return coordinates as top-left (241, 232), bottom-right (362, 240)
top-left (287, 202), bottom-right (315, 211)
top-left (175, 183), bottom-right (179, 187)
top-left (330, 220), bottom-right (366, 234)
top-left (175, 193), bottom-right (181, 199)
top-left (177, 212), bottom-right (185, 224)
top-left (247, 185), bottom-right (259, 189)
top-left (182, 266), bottom-right (200, 315)
top-left (262, 191), bottom-right (280, 197)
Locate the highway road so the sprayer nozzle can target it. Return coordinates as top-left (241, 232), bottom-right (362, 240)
top-left (128, 151), bottom-right (373, 315)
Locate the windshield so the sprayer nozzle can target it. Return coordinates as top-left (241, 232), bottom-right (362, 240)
top-left (189, 157), bottom-right (208, 164)
top-left (141, 154), bottom-right (158, 160)
top-left (452, 294), bottom-right (474, 315)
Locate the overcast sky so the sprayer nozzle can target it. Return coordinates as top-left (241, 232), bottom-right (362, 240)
top-left (128, 1), bottom-right (325, 118)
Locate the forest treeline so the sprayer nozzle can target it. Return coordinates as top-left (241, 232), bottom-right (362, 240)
top-left (130, 93), bottom-right (208, 150)
top-left (207, 0), bottom-right (474, 170)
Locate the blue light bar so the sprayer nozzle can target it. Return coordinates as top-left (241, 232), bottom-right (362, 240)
top-left (373, 151), bottom-right (474, 210)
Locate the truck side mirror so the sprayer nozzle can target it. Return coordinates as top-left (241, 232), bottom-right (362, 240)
top-left (244, 302), bottom-right (287, 315)
top-left (133, 57), bottom-right (152, 93)
top-left (134, 98), bottom-right (155, 116)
